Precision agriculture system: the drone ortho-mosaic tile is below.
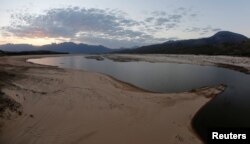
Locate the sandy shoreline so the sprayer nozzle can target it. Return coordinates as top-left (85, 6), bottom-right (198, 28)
top-left (0, 55), bottom-right (227, 144)
top-left (104, 54), bottom-right (250, 74)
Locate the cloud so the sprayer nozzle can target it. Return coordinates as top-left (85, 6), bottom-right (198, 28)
top-left (155, 18), bottom-right (170, 25)
top-left (73, 33), bottom-right (167, 48)
top-left (185, 26), bottom-right (221, 35)
top-left (4, 7), bottom-right (138, 38)
top-left (1, 6), bottom-right (220, 48)
top-left (145, 12), bottom-right (183, 26)
top-left (151, 11), bottom-right (167, 16)
top-left (145, 17), bottom-right (154, 23)
top-left (190, 14), bottom-right (197, 18)
top-left (3, 7), bottom-right (173, 48)
top-left (142, 8), bottom-right (191, 32)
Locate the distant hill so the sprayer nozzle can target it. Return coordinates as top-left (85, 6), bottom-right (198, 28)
top-left (0, 44), bottom-right (36, 52)
top-left (41, 42), bottom-right (113, 54)
top-left (0, 42), bottom-right (114, 54)
top-left (118, 31), bottom-right (250, 56)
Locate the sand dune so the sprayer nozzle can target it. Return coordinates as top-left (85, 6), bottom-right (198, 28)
top-left (0, 55), bottom-right (226, 144)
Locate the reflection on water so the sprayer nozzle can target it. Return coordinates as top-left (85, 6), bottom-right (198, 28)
top-left (28, 55), bottom-right (250, 142)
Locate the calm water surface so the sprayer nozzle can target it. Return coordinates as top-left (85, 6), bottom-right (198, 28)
top-left (28, 55), bottom-right (250, 142)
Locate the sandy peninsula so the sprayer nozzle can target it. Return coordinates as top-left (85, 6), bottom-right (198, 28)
top-left (104, 54), bottom-right (250, 74)
top-left (0, 55), bottom-right (229, 144)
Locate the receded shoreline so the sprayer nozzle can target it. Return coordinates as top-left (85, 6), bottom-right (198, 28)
top-left (0, 54), bottom-right (233, 144)
top-left (102, 54), bottom-right (250, 74)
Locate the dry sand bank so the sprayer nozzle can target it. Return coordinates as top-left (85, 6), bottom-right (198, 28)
top-left (0, 55), bottom-right (227, 144)
top-left (104, 54), bottom-right (250, 74)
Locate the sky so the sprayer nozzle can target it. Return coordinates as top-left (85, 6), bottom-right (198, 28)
top-left (0, 0), bottom-right (249, 48)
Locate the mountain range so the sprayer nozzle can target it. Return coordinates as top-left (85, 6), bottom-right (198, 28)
top-left (0, 42), bottom-right (113, 54)
top-left (117, 31), bottom-right (250, 56)
top-left (0, 31), bottom-right (250, 56)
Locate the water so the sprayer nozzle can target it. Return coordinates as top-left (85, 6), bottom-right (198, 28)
top-left (28, 55), bottom-right (250, 142)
